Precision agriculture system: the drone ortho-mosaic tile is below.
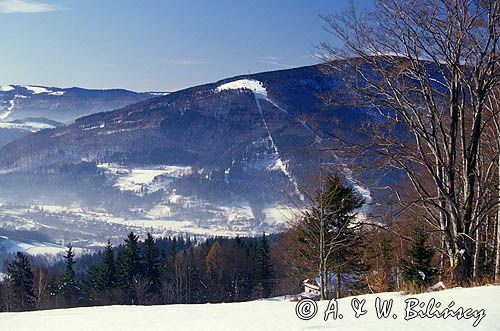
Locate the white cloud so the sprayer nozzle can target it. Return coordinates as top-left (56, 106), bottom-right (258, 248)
top-left (257, 57), bottom-right (295, 68)
top-left (0, 0), bottom-right (58, 13)
top-left (260, 56), bottom-right (281, 61)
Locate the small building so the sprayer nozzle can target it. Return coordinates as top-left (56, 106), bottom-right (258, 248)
top-left (300, 278), bottom-right (321, 299)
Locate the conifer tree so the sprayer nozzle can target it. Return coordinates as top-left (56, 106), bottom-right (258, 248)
top-left (7, 252), bottom-right (36, 311)
top-left (171, 237), bottom-right (178, 261)
top-left (143, 233), bottom-right (161, 290)
top-left (119, 232), bottom-right (141, 285)
top-left (289, 174), bottom-right (364, 299)
top-left (118, 232), bottom-right (142, 304)
top-left (81, 265), bottom-right (101, 305)
top-left (99, 240), bottom-right (117, 290)
top-left (60, 243), bottom-right (80, 306)
top-left (255, 233), bottom-right (272, 298)
top-left (62, 244), bottom-right (76, 285)
top-left (399, 228), bottom-right (436, 287)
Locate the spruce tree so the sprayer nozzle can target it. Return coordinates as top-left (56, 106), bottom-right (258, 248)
top-left (7, 252), bottom-right (36, 311)
top-left (120, 232), bottom-right (141, 283)
top-left (171, 236), bottom-right (178, 260)
top-left (255, 233), bottom-right (272, 298)
top-left (62, 244), bottom-right (76, 285)
top-left (118, 232), bottom-right (142, 304)
top-left (143, 233), bottom-right (161, 290)
top-left (399, 228), bottom-right (436, 287)
top-left (99, 240), bottom-right (117, 290)
top-left (289, 174), bottom-right (365, 299)
top-left (60, 243), bottom-right (80, 306)
top-left (81, 265), bottom-right (101, 305)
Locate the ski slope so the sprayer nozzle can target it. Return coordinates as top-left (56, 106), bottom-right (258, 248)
top-left (0, 285), bottom-right (498, 330)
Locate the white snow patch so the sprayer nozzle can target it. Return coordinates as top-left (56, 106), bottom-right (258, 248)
top-left (0, 236), bottom-right (67, 256)
top-left (0, 121), bottom-right (55, 132)
top-left (268, 157), bottom-right (289, 174)
top-left (24, 85), bottom-right (51, 94)
top-left (216, 79), bottom-right (288, 113)
top-left (0, 85), bottom-right (14, 92)
top-left (150, 92), bottom-right (170, 96)
top-left (216, 79), bottom-right (267, 97)
top-left (97, 163), bottom-right (192, 194)
top-left (82, 123), bottom-right (105, 130)
top-left (147, 204), bottom-right (172, 218)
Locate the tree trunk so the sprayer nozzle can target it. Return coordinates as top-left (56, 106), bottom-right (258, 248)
top-left (319, 221), bottom-right (326, 300)
top-left (439, 237), bottom-right (445, 282)
top-left (473, 224), bottom-right (480, 281)
top-left (495, 153), bottom-right (500, 282)
top-left (453, 237), bottom-right (473, 285)
top-left (336, 270), bottom-right (341, 299)
top-left (495, 215), bottom-right (500, 282)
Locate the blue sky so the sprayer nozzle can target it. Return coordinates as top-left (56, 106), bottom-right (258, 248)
top-left (0, 0), bottom-right (372, 92)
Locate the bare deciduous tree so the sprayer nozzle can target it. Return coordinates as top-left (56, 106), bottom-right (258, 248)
top-left (320, 0), bottom-right (500, 284)
top-left (485, 89), bottom-right (500, 281)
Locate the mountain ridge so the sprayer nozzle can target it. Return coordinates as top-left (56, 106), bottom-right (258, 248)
top-left (0, 84), bottom-right (165, 147)
top-left (0, 63), bottom-right (382, 246)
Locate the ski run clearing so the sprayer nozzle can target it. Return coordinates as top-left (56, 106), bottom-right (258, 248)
top-left (0, 285), bottom-right (498, 331)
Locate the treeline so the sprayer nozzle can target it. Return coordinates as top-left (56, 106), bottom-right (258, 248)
top-left (0, 232), bottom-right (292, 312)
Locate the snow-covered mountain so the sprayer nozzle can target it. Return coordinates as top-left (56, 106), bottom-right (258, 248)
top-left (0, 85), bottom-right (163, 147)
top-left (0, 285), bottom-right (498, 331)
top-left (0, 64), bottom-right (392, 248)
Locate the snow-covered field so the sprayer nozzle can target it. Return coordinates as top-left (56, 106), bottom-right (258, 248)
top-left (0, 236), bottom-right (67, 255)
top-left (96, 163), bottom-right (192, 194)
top-left (0, 285), bottom-right (498, 331)
top-left (0, 196), bottom-right (291, 249)
top-left (0, 235), bottom-right (88, 258)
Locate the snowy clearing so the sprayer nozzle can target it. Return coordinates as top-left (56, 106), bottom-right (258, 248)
top-left (0, 285), bottom-right (498, 330)
top-left (23, 86), bottom-right (51, 94)
top-left (216, 79), bottom-right (267, 97)
top-left (0, 85), bottom-right (14, 92)
top-left (97, 163), bottom-right (192, 193)
top-left (21, 86), bottom-right (65, 96)
top-left (0, 236), bottom-right (67, 256)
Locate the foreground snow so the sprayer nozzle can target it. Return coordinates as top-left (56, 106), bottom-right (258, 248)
top-left (0, 285), bottom-right (498, 331)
